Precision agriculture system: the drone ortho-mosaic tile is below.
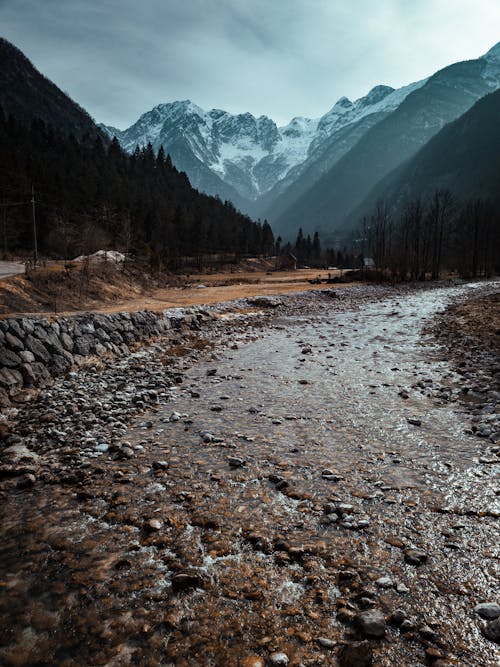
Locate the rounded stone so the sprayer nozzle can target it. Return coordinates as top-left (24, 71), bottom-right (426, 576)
top-left (356, 609), bottom-right (386, 638)
top-left (337, 641), bottom-right (373, 667)
top-left (474, 602), bottom-right (500, 620)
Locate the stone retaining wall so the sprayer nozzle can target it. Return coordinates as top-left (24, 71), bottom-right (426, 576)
top-left (0, 308), bottom-right (213, 407)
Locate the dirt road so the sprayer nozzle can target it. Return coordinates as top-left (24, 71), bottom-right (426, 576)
top-left (0, 261), bottom-right (25, 280)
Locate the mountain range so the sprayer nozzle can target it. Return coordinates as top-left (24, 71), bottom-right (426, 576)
top-left (348, 87), bottom-right (500, 224)
top-left (0, 37), bottom-right (268, 263)
top-left (2, 33), bottom-right (499, 247)
top-left (103, 41), bottom-right (500, 241)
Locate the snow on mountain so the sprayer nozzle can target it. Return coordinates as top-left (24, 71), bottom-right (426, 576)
top-left (107, 80), bottom-right (426, 203)
top-left (483, 41), bottom-right (500, 86)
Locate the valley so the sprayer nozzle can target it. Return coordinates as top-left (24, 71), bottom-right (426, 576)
top-left (0, 14), bottom-right (499, 667)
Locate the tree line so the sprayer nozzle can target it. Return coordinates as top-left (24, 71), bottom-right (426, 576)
top-left (275, 229), bottom-right (358, 270)
top-left (357, 191), bottom-right (500, 280)
top-left (0, 109), bottom-right (274, 268)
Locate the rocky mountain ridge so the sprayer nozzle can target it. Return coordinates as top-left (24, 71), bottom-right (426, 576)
top-left (101, 79), bottom-right (426, 205)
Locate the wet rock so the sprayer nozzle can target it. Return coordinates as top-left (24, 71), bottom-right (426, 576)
top-left (144, 519), bottom-right (162, 532)
top-left (16, 473), bottom-right (36, 488)
top-left (482, 618), bottom-right (500, 643)
top-left (474, 602), bottom-right (500, 620)
top-left (337, 640), bottom-right (373, 667)
top-left (171, 572), bottom-right (204, 592)
top-left (355, 609), bottom-right (386, 638)
top-left (228, 456), bottom-right (246, 468)
top-left (419, 624), bottom-right (438, 640)
top-left (317, 637), bottom-right (336, 649)
top-left (400, 619), bottom-right (416, 633)
top-left (152, 460), bottom-right (169, 471)
top-left (375, 576), bottom-right (393, 588)
top-left (3, 444), bottom-right (39, 465)
top-left (407, 417), bottom-right (422, 426)
top-left (389, 609), bottom-right (406, 626)
top-left (321, 469), bottom-right (344, 481)
top-left (404, 548), bottom-right (428, 565)
top-left (116, 446), bottom-right (134, 459)
top-left (425, 647), bottom-right (446, 662)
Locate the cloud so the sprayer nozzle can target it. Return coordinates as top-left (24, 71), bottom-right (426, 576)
top-left (0, 0), bottom-right (499, 127)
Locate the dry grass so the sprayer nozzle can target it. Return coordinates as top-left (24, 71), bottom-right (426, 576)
top-left (0, 263), bottom-right (353, 317)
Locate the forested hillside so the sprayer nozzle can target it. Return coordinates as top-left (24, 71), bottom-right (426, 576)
top-left (0, 111), bottom-right (274, 265)
top-left (0, 37), bottom-right (103, 141)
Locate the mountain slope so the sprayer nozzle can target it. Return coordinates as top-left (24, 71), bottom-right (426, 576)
top-left (103, 81), bottom-right (424, 213)
top-left (272, 43), bottom-right (500, 241)
top-left (0, 37), bottom-right (103, 140)
top-left (255, 81), bottom-right (426, 221)
top-left (348, 89), bottom-right (500, 223)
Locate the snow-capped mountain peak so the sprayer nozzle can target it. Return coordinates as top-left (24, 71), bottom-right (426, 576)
top-left (359, 84), bottom-right (395, 106)
top-left (105, 77), bottom-right (427, 202)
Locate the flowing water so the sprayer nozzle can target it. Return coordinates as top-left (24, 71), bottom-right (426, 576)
top-left (0, 283), bottom-right (498, 666)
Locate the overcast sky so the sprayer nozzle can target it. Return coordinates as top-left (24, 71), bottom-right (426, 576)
top-left (1, 0), bottom-right (499, 128)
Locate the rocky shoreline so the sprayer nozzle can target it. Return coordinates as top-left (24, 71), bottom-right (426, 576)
top-left (0, 280), bottom-right (499, 667)
top-left (431, 291), bottom-right (499, 445)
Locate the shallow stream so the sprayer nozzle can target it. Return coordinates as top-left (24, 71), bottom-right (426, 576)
top-left (0, 282), bottom-right (498, 666)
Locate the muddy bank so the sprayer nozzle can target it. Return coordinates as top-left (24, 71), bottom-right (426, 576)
top-left (431, 289), bottom-right (500, 444)
top-left (0, 280), bottom-right (499, 667)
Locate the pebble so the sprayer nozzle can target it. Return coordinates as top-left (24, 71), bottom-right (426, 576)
top-left (337, 640), bottom-right (373, 667)
top-left (145, 519), bottom-right (162, 532)
top-left (269, 652), bottom-right (289, 665)
top-left (482, 618), bottom-right (500, 643)
top-left (404, 548), bottom-right (428, 565)
top-left (389, 609), bottom-right (406, 626)
top-left (171, 572), bottom-right (204, 592)
top-left (474, 602), bottom-right (500, 620)
top-left (228, 456), bottom-right (246, 468)
top-left (152, 460), bottom-right (169, 470)
top-left (355, 609), bottom-right (386, 638)
top-left (375, 576), bottom-right (393, 588)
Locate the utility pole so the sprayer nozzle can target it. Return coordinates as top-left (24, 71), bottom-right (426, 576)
top-left (2, 200), bottom-right (7, 259)
top-left (31, 184), bottom-right (38, 266)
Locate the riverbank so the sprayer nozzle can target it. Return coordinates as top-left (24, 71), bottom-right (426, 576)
top-left (0, 261), bottom-right (354, 317)
top-left (0, 280), bottom-right (499, 667)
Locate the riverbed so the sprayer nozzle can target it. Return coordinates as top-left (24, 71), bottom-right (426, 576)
top-left (0, 281), bottom-right (498, 666)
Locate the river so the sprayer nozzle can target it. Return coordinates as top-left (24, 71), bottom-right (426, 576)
top-left (0, 282), bottom-right (498, 666)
